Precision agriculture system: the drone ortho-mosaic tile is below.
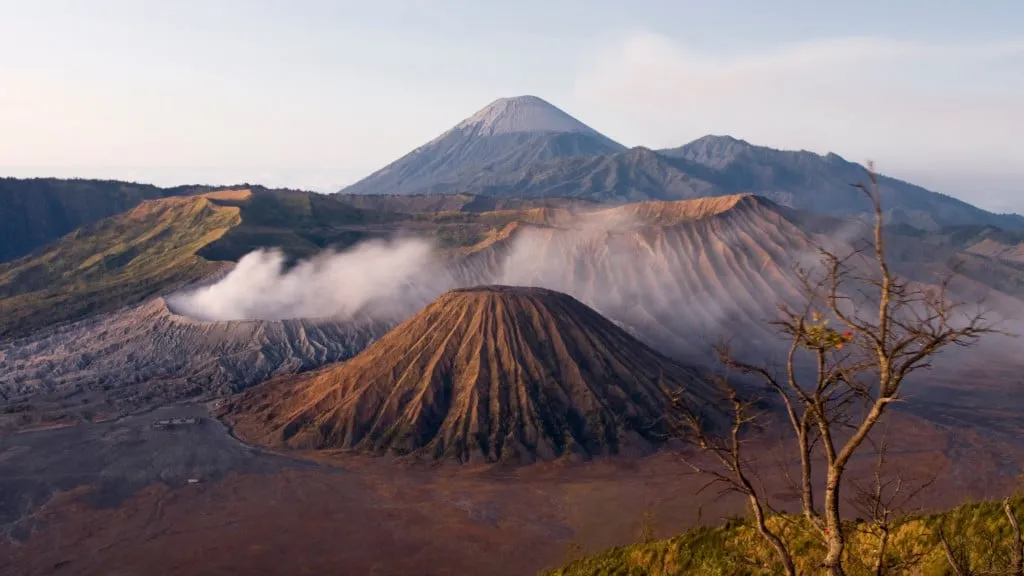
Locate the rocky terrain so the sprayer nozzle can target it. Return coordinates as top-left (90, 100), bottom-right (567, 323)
top-left (0, 298), bottom-right (387, 428)
top-left (0, 195), bottom-right (811, 425)
top-left (5, 193), bottom-right (1022, 432)
top-left (226, 286), bottom-right (718, 463)
top-left (2, 131), bottom-right (1023, 574)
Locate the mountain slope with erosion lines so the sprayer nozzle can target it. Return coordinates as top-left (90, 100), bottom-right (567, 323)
top-left (341, 96), bottom-right (625, 196)
top-left (4, 195), bottom-right (1023, 430)
top-left (453, 194), bottom-right (816, 361)
top-left (660, 135), bottom-right (1024, 230)
top-left (227, 286), bottom-right (718, 464)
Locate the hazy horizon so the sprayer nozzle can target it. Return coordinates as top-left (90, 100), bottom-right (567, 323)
top-left (2, 1), bottom-right (1021, 211)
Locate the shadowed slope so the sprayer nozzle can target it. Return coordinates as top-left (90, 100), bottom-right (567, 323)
top-left (0, 192), bottom-right (246, 340)
top-left (445, 146), bottom-right (719, 202)
top-left (229, 286), bottom-right (716, 464)
top-left (0, 177), bottom-right (221, 263)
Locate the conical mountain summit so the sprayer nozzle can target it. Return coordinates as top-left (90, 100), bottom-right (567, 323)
top-left (453, 95), bottom-right (617, 139)
top-left (340, 96), bottom-right (624, 196)
top-left (227, 285), bottom-right (717, 464)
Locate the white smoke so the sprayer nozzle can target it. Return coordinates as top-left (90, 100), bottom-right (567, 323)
top-left (166, 203), bottom-right (1010, 371)
top-left (167, 238), bottom-right (451, 321)
top-left (165, 204), bottom-right (790, 363)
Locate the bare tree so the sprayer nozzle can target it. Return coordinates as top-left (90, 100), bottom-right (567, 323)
top-left (849, 428), bottom-right (937, 575)
top-left (678, 162), bottom-right (1001, 575)
top-left (1006, 497), bottom-right (1023, 576)
top-left (678, 380), bottom-right (798, 576)
top-left (938, 526), bottom-right (971, 576)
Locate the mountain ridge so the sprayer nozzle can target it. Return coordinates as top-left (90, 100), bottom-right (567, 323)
top-left (336, 97), bottom-right (1021, 230)
top-left (0, 177), bottom-right (224, 263)
top-left (0, 192), bottom-right (245, 339)
top-left (660, 135), bottom-right (1024, 230)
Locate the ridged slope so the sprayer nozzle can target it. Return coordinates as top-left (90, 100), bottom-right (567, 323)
top-left (341, 96), bottom-right (624, 196)
top-left (0, 192), bottom-right (247, 340)
top-left (452, 195), bottom-right (816, 361)
top-left (0, 297), bottom-right (387, 411)
top-left (229, 286), bottom-right (715, 464)
top-left (451, 146), bottom-right (721, 203)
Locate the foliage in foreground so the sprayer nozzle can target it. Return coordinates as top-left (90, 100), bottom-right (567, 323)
top-left (547, 497), bottom-right (1024, 575)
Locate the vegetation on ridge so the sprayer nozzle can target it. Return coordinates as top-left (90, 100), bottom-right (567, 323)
top-left (547, 496), bottom-right (1024, 575)
top-left (0, 177), bottom-right (219, 262)
top-left (0, 188), bottom-right (547, 340)
top-left (0, 194), bottom-right (241, 339)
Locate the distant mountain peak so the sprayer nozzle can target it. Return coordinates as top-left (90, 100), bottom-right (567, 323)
top-left (626, 145), bottom-right (658, 155)
top-left (658, 135), bottom-right (757, 169)
top-left (454, 95), bottom-right (605, 137)
top-left (683, 134), bottom-right (753, 153)
top-left (621, 146), bottom-right (664, 164)
top-left (688, 134), bottom-right (750, 146)
top-left (340, 95), bottom-right (623, 196)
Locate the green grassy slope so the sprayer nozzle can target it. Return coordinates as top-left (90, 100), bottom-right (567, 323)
top-left (0, 192), bottom-right (243, 339)
top-left (547, 497), bottom-right (1024, 576)
top-left (0, 177), bottom-right (218, 262)
top-left (0, 188), bottom-right (544, 340)
top-left (196, 189), bottom-right (405, 262)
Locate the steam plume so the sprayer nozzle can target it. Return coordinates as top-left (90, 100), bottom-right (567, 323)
top-left (168, 238), bottom-right (448, 321)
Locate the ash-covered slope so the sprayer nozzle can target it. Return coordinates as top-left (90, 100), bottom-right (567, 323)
top-left (341, 96), bottom-right (625, 196)
top-left (228, 286), bottom-right (716, 464)
top-left (4, 194), bottom-right (1021, 432)
top-left (0, 297), bottom-right (389, 417)
top-left (452, 194), bottom-right (817, 361)
top-left (0, 195), bottom-right (801, 426)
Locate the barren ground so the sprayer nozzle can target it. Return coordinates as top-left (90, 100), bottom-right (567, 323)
top-left (2, 400), bottom-right (1022, 576)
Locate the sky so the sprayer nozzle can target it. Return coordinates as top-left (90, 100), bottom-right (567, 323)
top-left (1, 0), bottom-right (1021, 211)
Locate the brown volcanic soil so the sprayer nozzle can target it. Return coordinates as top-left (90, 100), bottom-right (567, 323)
top-left (3, 408), bottom-right (1022, 576)
top-left (227, 286), bottom-right (719, 463)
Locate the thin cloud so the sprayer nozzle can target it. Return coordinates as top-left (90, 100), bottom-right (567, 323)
top-left (570, 34), bottom-right (1024, 192)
